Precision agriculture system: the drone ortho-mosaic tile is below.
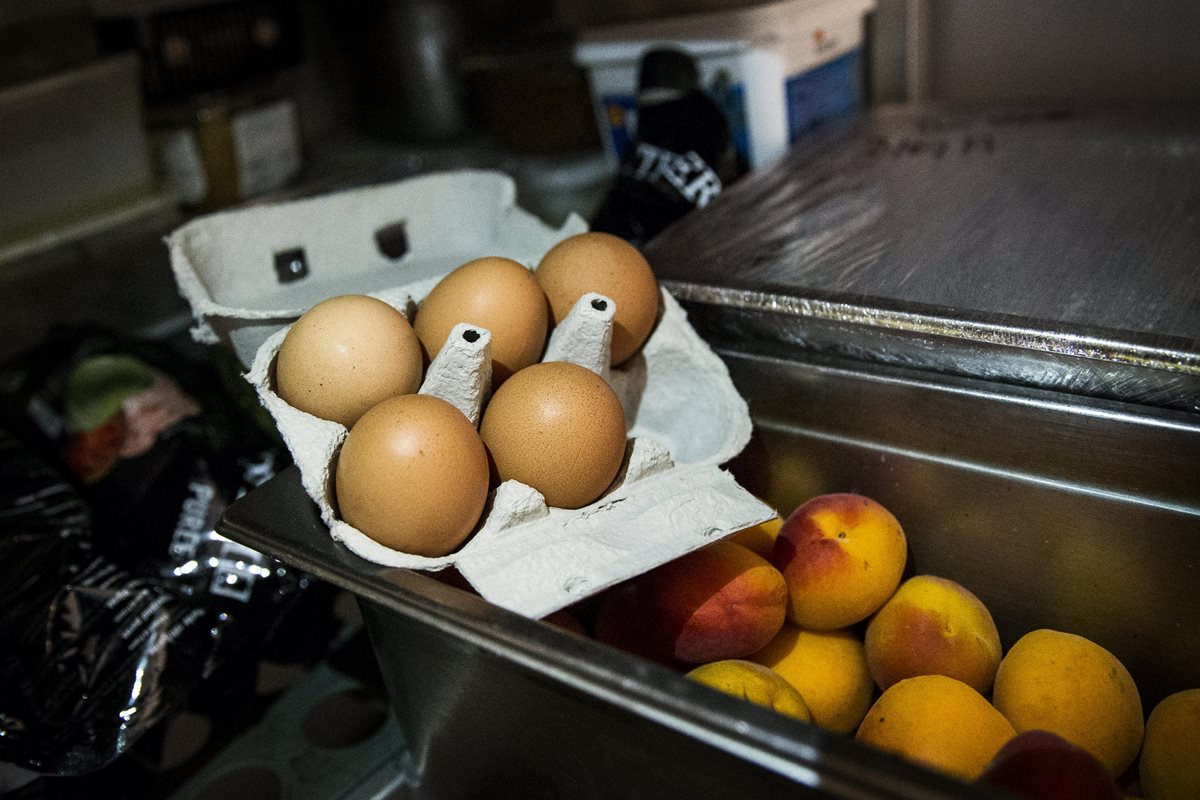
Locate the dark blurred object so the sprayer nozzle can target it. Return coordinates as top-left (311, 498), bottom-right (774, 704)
top-left (464, 39), bottom-right (600, 154)
top-left (0, 0), bottom-right (98, 89)
top-left (0, 53), bottom-right (156, 251)
top-left (0, 328), bottom-right (336, 776)
top-left (507, 150), bottom-right (613, 228)
top-left (591, 47), bottom-right (743, 245)
top-left (329, 0), bottom-right (471, 142)
top-left (146, 80), bottom-right (304, 211)
top-left (0, 428), bottom-right (296, 776)
top-left (555, 0), bottom-right (770, 27)
top-left (633, 48), bottom-right (742, 175)
top-left (91, 0), bottom-right (304, 103)
top-left (0, 199), bottom-right (185, 366)
top-left (977, 730), bottom-right (1122, 800)
top-left (91, 0), bottom-right (306, 211)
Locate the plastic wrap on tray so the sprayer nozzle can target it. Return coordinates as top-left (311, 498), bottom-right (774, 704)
top-left (644, 106), bottom-right (1200, 410)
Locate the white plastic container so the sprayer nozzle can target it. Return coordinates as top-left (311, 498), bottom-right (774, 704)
top-left (575, 0), bottom-right (875, 170)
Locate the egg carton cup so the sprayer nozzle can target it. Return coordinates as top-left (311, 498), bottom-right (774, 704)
top-left (168, 170), bottom-right (587, 367)
top-left (247, 283), bottom-right (775, 619)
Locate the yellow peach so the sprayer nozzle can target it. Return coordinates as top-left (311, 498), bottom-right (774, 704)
top-left (864, 574), bottom-right (1002, 694)
top-left (1139, 688), bottom-right (1200, 800)
top-left (771, 493), bottom-right (907, 630)
top-left (727, 514), bottom-right (782, 560)
top-left (992, 629), bottom-right (1144, 778)
top-left (687, 659), bottom-right (812, 722)
top-left (749, 623), bottom-right (874, 734)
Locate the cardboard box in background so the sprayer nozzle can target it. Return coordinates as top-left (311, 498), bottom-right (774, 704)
top-left (574, 0), bottom-right (875, 170)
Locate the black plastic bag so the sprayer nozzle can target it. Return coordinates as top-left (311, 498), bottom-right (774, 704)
top-left (0, 328), bottom-right (331, 776)
top-left (591, 47), bottom-right (745, 246)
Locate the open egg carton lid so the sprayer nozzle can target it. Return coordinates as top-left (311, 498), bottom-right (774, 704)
top-left (168, 170), bottom-right (584, 368)
top-left (168, 170), bottom-right (774, 619)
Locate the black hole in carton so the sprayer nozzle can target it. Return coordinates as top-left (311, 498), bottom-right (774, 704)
top-left (374, 221), bottom-right (409, 260)
top-left (462, 329), bottom-right (480, 343)
top-left (302, 687), bottom-right (388, 749)
top-left (194, 766), bottom-right (283, 800)
top-left (591, 298), bottom-right (608, 311)
top-left (273, 248), bottom-right (308, 283)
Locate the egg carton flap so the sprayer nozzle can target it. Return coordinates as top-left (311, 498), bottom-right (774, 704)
top-left (168, 170), bottom-right (587, 366)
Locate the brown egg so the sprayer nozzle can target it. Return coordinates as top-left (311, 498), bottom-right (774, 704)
top-left (335, 394), bottom-right (489, 557)
top-left (276, 294), bottom-right (423, 428)
top-left (535, 232), bottom-right (660, 366)
top-left (480, 361), bottom-right (626, 509)
top-left (413, 257), bottom-right (549, 387)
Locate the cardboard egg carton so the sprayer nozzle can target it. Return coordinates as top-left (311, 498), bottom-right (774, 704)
top-left (171, 171), bottom-right (774, 618)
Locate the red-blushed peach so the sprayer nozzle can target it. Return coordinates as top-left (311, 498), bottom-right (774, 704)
top-left (603, 540), bottom-right (788, 665)
top-left (592, 583), bottom-right (682, 667)
top-left (979, 730), bottom-right (1122, 800)
top-left (771, 493), bottom-right (907, 630)
top-left (865, 574), bottom-right (1002, 695)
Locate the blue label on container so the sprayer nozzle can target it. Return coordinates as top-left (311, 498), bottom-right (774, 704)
top-left (786, 48), bottom-right (862, 143)
top-left (601, 95), bottom-right (639, 160)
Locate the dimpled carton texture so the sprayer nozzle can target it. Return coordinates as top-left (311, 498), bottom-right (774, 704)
top-left (172, 171), bottom-right (774, 618)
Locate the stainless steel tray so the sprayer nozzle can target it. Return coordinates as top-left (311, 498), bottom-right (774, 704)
top-left (645, 106), bottom-right (1200, 411)
top-left (219, 343), bottom-right (1200, 799)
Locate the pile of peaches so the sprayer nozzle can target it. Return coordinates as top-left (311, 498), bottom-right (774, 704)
top-left (548, 493), bottom-right (1197, 800)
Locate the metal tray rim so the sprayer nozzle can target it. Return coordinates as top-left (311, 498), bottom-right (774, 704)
top-left (663, 280), bottom-right (1200, 374)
